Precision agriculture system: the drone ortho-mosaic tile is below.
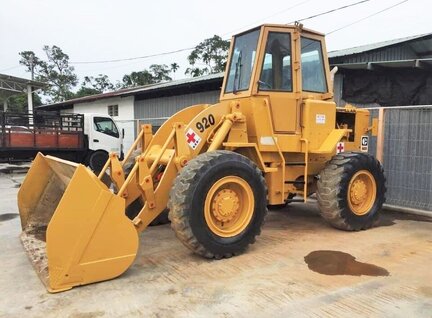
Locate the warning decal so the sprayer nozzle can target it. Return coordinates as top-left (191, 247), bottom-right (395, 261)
top-left (336, 142), bottom-right (345, 154)
top-left (186, 128), bottom-right (202, 150)
top-left (316, 114), bottom-right (326, 124)
top-left (361, 135), bottom-right (369, 152)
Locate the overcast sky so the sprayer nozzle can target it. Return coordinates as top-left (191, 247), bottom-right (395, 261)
top-left (1, 0), bottom-right (431, 87)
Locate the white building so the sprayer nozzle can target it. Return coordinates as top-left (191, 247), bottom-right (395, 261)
top-left (39, 73), bottom-right (222, 151)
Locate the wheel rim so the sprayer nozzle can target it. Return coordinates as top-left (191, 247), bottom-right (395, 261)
top-left (204, 176), bottom-right (254, 237)
top-left (347, 170), bottom-right (377, 216)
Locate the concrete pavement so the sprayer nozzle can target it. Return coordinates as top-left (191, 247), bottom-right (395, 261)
top-left (0, 164), bottom-right (431, 318)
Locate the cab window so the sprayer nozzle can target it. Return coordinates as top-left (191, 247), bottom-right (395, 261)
top-left (225, 29), bottom-right (260, 93)
top-left (301, 37), bottom-right (327, 93)
top-left (93, 117), bottom-right (119, 138)
top-left (259, 32), bottom-right (292, 92)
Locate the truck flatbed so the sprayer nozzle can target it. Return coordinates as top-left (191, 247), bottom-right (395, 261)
top-left (0, 112), bottom-right (85, 160)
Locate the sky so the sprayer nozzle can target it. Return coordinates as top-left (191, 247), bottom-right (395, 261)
top-left (1, 0), bottom-right (431, 88)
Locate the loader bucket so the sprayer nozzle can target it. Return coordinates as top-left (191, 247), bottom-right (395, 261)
top-left (18, 153), bottom-right (139, 293)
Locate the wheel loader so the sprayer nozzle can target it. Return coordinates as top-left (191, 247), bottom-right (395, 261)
top-left (17, 23), bottom-right (386, 292)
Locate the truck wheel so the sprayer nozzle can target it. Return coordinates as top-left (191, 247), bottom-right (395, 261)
top-left (87, 150), bottom-right (108, 174)
top-left (317, 152), bottom-right (386, 231)
top-left (168, 150), bottom-right (267, 259)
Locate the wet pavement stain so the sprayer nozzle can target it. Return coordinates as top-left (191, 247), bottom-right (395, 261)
top-left (389, 212), bottom-right (432, 223)
top-left (0, 166), bottom-right (29, 174)
top-left (0, 213), bottom-right (19, 222)
top-left (304, 250), bottom-right (389, 277)
top-left (375, 212), bottom-right (432, 228)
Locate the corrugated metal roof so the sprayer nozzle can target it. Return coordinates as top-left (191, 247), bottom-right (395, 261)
top-left (0, 73), bottom-right (46, 88)
top-left (328, 33), bottom-right (432, 58)
top-left (124, 72), bottom-right (223, 96)
top-left (39, 72), bottom-right (224, 109)
top-left (332, 58), bottom-right (432, 70)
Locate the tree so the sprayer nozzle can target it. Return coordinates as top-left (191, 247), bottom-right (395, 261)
top-left (185, 35), bottom-right (230, 77)
top-left (170, 63), bottom-right (180, 79)
top-left (120, 64), bottom-right (172, 88)
top-left (75, 74), bottom-right (114, 98)
top-left (149, 64), bottom-right (172, 82)
top-left (19, 46), bottom-right (78, 102)
top-left (3, 94), bottom-right (42, 113)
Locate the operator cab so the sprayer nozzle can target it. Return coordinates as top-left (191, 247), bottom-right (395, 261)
top-left (221, 24), bottom-right (332, 133)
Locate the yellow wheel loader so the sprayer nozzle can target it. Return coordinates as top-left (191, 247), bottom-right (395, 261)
top-left (18, 23), bottom-right (386, 292)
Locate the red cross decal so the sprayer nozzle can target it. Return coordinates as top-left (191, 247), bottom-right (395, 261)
top-left (187, 132), bottom-right (196, 143)
top-left (337, 142), bottom-right (344, 152)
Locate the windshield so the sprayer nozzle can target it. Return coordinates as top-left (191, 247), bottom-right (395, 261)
top-left (225, 28), bottom-right (260, 94)
top-left (93, 117), bottom-right (119, 138)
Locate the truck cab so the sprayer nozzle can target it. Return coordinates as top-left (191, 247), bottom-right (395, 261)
top-left (82, 113), bottom-right (123, 172)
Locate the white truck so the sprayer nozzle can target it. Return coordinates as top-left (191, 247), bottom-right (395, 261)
top-left (0, 111), bottom-right (123, 172)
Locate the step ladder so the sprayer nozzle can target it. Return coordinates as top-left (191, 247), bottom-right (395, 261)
top-left (283, 138), bottom-right (309, 203)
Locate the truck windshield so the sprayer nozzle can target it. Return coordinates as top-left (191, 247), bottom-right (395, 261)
top-left (225, 28), bottom-right (260, 94)
top-left (93, 117), bottom-right (119, 138)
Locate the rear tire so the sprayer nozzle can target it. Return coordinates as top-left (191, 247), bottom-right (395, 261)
top-left (168, 150), bottom-right (267, 259)
top-left (317, 152), bottom-right (386, 231)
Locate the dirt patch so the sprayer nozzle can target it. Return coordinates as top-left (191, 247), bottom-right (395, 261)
top-left (0, 213), bottom-right (19, 222)
top-left (20, 229), bottom-right (49, 288)
top-left (68, 311), bottom-right (105, 318)
top-left (26, 226), bottom-right (47, 242)
top-left (304, 250), bottom-right (389, 277)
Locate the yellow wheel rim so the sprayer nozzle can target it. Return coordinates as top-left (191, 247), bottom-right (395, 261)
top-left (204, 176), bottom-right (254, 237)
top-left (347, 170), bottom-right (377, 216)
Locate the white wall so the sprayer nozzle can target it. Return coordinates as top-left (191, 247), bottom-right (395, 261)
top-left (73, 96), bottom-right (135, 152)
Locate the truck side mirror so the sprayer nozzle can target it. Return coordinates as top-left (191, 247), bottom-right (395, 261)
top-left (122, 128), bottom-right (125, 139)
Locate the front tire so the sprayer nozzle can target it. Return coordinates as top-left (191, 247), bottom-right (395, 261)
top-left (168, 151), bottom-right (267, 259)
top-left (317, 152), bottom-right (386, 231)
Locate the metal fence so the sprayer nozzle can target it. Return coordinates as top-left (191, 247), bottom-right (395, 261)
top-left (366, 105), bottom-right (432, 212)
top-left (126, 106), bottom-right (432, 213)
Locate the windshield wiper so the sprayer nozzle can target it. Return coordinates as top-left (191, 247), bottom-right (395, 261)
top-left (233, 51), bottom-right (242, 94)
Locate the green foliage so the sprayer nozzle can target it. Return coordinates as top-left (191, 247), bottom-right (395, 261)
top-left (185, 35), bottom-right (230, 77)
top-left (4, 93), bottom-right (42, 113)
top-left (19, 46), bottom-right (78, 102)
top-left (170, 63), bottom-right (180, 73)
top-left (75, 74), bottom-right (114, 98)
top-left (120, 64), bottom-right (172, 88)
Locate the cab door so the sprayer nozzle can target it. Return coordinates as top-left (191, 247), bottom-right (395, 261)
top-left (255, 28), bottom-right (299, 133)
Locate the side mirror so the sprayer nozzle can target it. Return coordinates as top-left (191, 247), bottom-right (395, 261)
top-left (122, 128), bottom-right (125, 139)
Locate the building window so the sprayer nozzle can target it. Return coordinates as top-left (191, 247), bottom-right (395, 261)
top-left (108, 105), bottom-right (118, 117)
